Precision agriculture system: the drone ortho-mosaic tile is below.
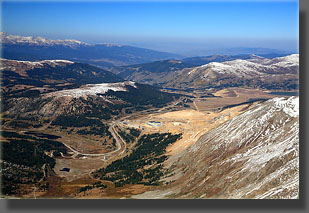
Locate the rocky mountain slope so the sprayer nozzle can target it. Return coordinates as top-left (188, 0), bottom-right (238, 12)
top-left (136, 96), bottom-right (299, 199)
top-left (1, 32), bottom-right (181, 68)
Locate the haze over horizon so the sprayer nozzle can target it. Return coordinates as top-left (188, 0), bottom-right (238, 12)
top-left (1, 1), bottom-right (299, 56)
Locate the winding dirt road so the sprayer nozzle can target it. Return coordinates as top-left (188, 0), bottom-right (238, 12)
top-left (61, 124), bottom-right (126, 159)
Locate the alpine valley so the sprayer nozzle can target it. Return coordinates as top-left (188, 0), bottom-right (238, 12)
top-left (0, 33), bottom-right (299, 199)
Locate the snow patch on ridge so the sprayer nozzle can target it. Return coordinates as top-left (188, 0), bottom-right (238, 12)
top-left (0, 59), bottom-right (74, 71)
top-left (272, 96), bottom-right (299, 118)
top-left (46, 81), bottom-right (136, 98)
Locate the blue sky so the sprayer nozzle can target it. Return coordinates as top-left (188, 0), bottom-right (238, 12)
top-left (1, 1), bottom-right (299, 55)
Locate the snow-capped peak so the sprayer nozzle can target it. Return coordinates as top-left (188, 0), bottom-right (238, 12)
top-left (277, 54), bottom-right (299, 62)
top-left (0, 58), bottom-right (74, 66)
top-left (200, 59), bottom-right (264, 78)
top-left (258, 54), bottom-right (299, 66)
top-left (186, 54), bottom-right (299, 78)
top-left (1, 32), bottom-right (89, 47)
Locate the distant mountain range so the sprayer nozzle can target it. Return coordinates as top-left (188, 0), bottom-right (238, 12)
top-left (181, 53), bottom-right (293, 66)
top-left (115, 54), bottom-right (292, 84)
top-left (1, 33), bottom-right (299, 96)
top-left (111, 54), bottom-right (284, 84)
top-left (1, 33), bottom-right (297, 69)
top-left (0, 32), bottom-right (181, 68)
top-left (115, 54), bottom-right (299, 91)
top-left (167, 54), bottom-right (299, 89)
top-left (166, 54), bottom-right (299, 91)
